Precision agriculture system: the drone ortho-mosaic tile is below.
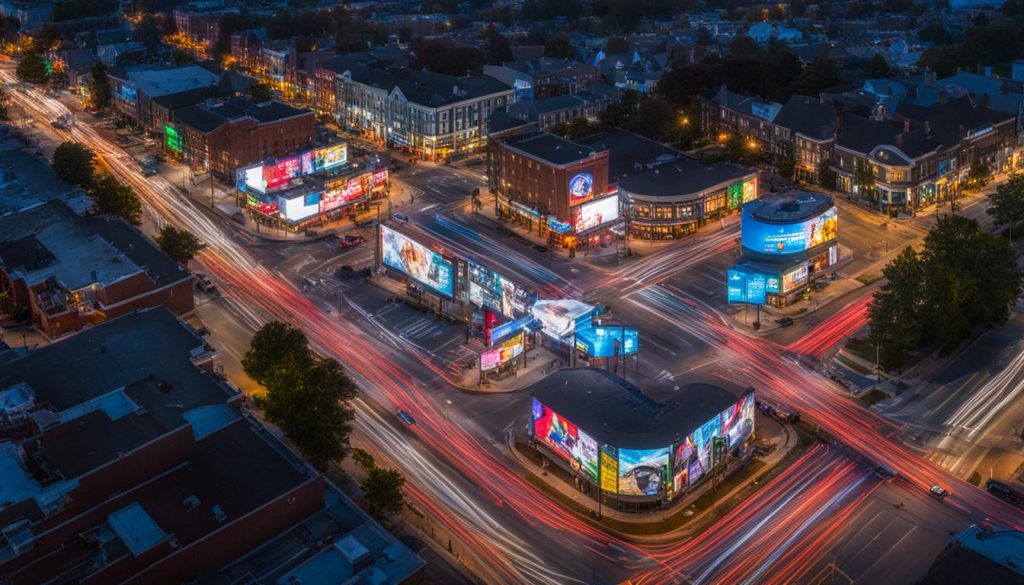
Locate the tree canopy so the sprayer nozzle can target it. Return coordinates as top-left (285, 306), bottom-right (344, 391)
top-left (156, 225), bottom-right (202, 264)
top-left (988, 173), bottom-right (1024, 240)
top-left (248, 80), bottom-right (274, 102)
top-left (362, 467), bottom-right (406, 516)
top-left (867, 215), bottom-right (1021, 367)
top-left (89, 173), bottom-right (143, 224)
top-left (90, 61), bottom-right (112, 109)
top-left (413, 38), bottom-right (484, 75)
top-left (16, 52), bottom-right (49, 84)
top-left (243, 321), bottom-right (358, 471)
top-left (52, 142), bottom-right (95, 187)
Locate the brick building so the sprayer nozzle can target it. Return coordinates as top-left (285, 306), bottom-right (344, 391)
top-left (0, 202), bottom-right (193, 338)
top-left (172, 97), bottom-right (315, 177)
top-left (0, 309), bottom-right (425, 585)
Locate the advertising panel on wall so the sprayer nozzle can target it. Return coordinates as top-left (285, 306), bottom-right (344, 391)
top-left (280, 193), bottom-right (322, 222)
top-left (575, 326), bottom-right (640, 358)
top-left (320, 176), bottom-right (366, 213)
top-left (265, 155), bottom-right (303, 190)
top-left (573, 195), bottom-right (620, 233)
top-left (781, 264), bottom-right (809, 293)
top-left (489, 314), bottom-right (535, 345)
top-left (481, 333), bottom-right (524, 371)
top-left (727, 266), bottom-right (779, 304)
top-left (721, 392), bottom-right (756, 449)
top-left (568, 171), bottom-right (594, 205)
top-left (690, 415), bottom-right (722, 487)
top-left (741, 204), bottom-right (838, 255)
top-left (315, 143), bottom-right (348, 172)
top-left (531, 398), bottom-right (599, 482)
top-left (618, 447), bottom-right (669, 496)
top-left (531, 299), bottom-right (597, 340)
top-left (672, 437), bottom-right (695, 495)
top-left (600, 447), bottom-right (618, 493)
top-left (467, 262), bottom-right (537, 320)
top-left (380, 225), bottom-right (454, 297)
top-left (742, 178), bottom-right (756, 203)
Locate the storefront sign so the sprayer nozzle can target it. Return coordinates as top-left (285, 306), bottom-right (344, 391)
top-left (547, 216), bottom-right (572, 234)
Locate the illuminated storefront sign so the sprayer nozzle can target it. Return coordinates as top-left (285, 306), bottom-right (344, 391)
top-left (165, 125), bottom-right (181, 153)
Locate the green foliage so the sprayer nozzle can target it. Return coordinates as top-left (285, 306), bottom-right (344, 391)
top-left (362, 467), bottom-right (405, 516)
top-left (597, 90), bottom-right (675, 143)
top-left (52, 142), bottom-right (95, 187)
top-left (867, 53), bottom-right (892, 78)
top-left (987, 173), bottom-right (1024, 239)
top-left (918, 22), bottom-right (953, 44)
top-left (777, 142), bottom-right (795, 179)
top-left (89, 173), bottom-right (142, 223)
top-left (248, 80), bottom-right (274, 102)
top-left (52, 0), bottom-right (116, 21)
top-left (16, 52), bottom-right (49, 84)
top-left (854, 158), bottom-right (876, 200)
top-left (90, 61), bottom-right (111, 109)
top-left (134, 13), bottom-right (163, 55)
top-left (549, 117), bottom-right (599, 140)
top-left (155, 225), bottom-right (201, 264)
top-left (818, 159), bottom-right (837, 189)
top-left (966, 160), bottom-right (990, 191)
top-left (414, 38), bottom-right (484, 75)
top-left (483, 24), bottom-right (512, 65)
top-left (243, 321), bottom-right (358, 471)
top-left (868, 216), bottom-right (1022, 367)
top-left (352, 447), bottom-right (376, 470)
top-left (544, 34), bottom-right (577, 59)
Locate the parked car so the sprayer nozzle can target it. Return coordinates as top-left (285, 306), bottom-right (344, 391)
top-left (775, 317), bottom-right (794, 327)
top-left (392, 212), bottom-right (410, 222)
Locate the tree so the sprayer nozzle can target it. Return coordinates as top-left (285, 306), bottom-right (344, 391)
top-left (16, 52), bottom-right (49, 84)
top-left (413, 38), bottom-right (484, 75)
top-left (243, 322), bottom-right (358, 471)
top-left (868, 53), bottom-right (892, 78)
top-left (606, 36), bottom-right (630, 55)
top-left (156, 225), bottom-right (201, 264)
top-left (854, 158), bottom-right (876, 202)
top-left (988, 172), bottom-right (1024, 239)
top-left (90, 61), bottom-right (112, 109)
top-left (966, 160), bottom-right (990, 191)
top-left (89, 174), bottom-right (142, 223)
top-left (819, 159), bottom-right (837, 189)
top-left (361, 467), bottom-right (405, 516)
top-left (248, 80), bottom-right (274, 102)
top-left (868, 241), bottom-right (925, 368)
top-left (544, 33), bottom-right (576, 59)
top-left (242, 321), bottom-right (312, 389)
top-left (483, 24), bottom-right (512, 65)
top-left (917, 23), bottom-right (952, 44)
top-left (52, 142), bottom-right (95, 187)
top-left (777, 142), bottom-right (796, 179)
top-left (398, 25), bottom-right (412, 44)
top-left (135, 13), bottom-right (163, 55)
top-left (550, 116), bottom-right (599, 140)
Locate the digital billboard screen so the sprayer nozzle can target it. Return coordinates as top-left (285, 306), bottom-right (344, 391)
top-left (314, 143), bottom-right (348, 172)
top-left (600, 446), bottom-right (618, 493)
top-left (741, 204), bottom-right (838, 255)
top-left (721, 392), bottom-right (755, 449)
top-left (619, 447), bottom-right (669, 496)
top-left (573, 195), bottom-right (619, 233)
top-left (672, 437), bottom-right (695, 495)
top-left (467, 262), bottom-right (537, 320)
top-left (532, 398), bottom-right (599, 482)
top-left (568, 172), bottom-right (594, 205)
top-left (575, 326), bottom-right (640, 358)
top-left (380, 225), bottom-right (454, 297)
top-left (691, 415), bottom-right (722, 486)
top-left (320, 176), bottom-right (366, 213)
top-left (728, 265), bottom-right (780, 305)
top-left (481, 333), bottom-right (523, 371)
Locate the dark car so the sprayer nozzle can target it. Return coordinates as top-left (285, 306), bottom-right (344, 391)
top-left (397, 410), bottom-right (416, 425)
top-left (775, 317), bottom-right (794, 327)
top-left (392, 212), bottom-right (410, 222)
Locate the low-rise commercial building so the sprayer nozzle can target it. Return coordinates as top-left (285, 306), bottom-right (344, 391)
top-left (728, 191), bottom-right (840, 308)
top-left (530, 368), bottom-right (755, 511)
top-left (109, 65), bottom-right (221, 132)
top-left (172, 97), bottom-right (315, 177)
top-left (315, 61), bottom-right (515, 161)
top-left (0, 201), bottom-right (193, 338)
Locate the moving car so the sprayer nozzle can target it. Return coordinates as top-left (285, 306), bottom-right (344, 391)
top-left (929, 484), bottom-right (949, 499)
top-left (397, 410), bottom-right (416, 425)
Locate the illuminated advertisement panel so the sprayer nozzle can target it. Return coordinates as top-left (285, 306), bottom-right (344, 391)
top-left (467, 261), bottom-right (537, 319)
top-left (573, 195), bottom-right (619, 233)
top-left (314, 143), bottom-right (348, 172)
top-left (672, 437), bottom-right (695, 495)
top-left (618, 447), bottom-right (669, 496)
top-left (741, 204), bottom-right (838, 255)
top-left (481, 333), bottom-right (523, 371)
top-left (280, 193), bottom-right (321, 222)
top-left (265, 155), bottom-right (302, 189)
top-left (531, 398), bottom-right (599, 482)
top-left (372, 168), bottom-right (389, 189)
top-left (600, 447), bottom-right (618, 493)
top-left (690, 415), bottom-right (722, 485)
top-left (781, 264), bottom-right (808, 293)
top-left (720, 392), bottom-right (756, 449)
top-left (575, 327), bottom-right (640, 358)
top-left (728, 182), bottom-right (743, 208)
top-left (742, 178), bottom-right (757, 203)
top-left (320, 177), bottom-right (366, 213)
top-left (380, 225), bottom-right (454, 297)
top-left (568, 172), bottom-right (594, 205)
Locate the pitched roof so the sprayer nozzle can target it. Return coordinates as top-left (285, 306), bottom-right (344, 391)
top-left (895, 94), bottom-right (1014, 147)
top-left (504, 132), bottom-right (597, 166)
top-left (705, 85), bottom-right (782, 122)
top-left (175, 98), bottom-right (311, 134)
top-left (773, 95), bottom-right (837, 140)
top-left (835, 113), bottom-right (937, 159)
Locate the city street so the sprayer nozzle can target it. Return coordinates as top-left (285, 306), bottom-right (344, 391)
top-left (5, 64), bottom-right (1024, 585)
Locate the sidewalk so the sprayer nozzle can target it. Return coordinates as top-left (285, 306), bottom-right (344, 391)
top-left (507, 413), bottom-right (797, 540)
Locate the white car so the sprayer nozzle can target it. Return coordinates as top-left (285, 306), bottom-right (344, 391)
top-left (929, 484), bottom-right (949, 499)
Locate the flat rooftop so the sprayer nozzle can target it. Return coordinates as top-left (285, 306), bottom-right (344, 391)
top-left (577, 129), bottom-right (684, 182)
top-left (530, 369), bottom-right (739, 450)
top-left (618, 157), bottom-right (754, 201)
top-left (0, 143), bottom-right (91, 216)
top-left (504, 132), bottom-right (599, 167)
top-left (744, 190), bottom-right (833, 224)
top-left (121, 65), bottom-right (219, 98)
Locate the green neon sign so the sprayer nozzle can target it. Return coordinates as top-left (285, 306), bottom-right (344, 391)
top-left (165, 125), bottom-right (181, 153)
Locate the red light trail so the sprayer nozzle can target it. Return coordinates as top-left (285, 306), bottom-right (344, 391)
top-left (787, 294), bottom-right (872, 359)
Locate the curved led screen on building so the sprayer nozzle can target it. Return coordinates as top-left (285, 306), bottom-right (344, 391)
top-left (741, 205), bottom-right (838, 255)
top-left (532, 398), bottom-right (599, 482)
top-left (380, 225), bottom-right (454, 297)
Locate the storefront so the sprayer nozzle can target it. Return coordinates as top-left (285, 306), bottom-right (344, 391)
top-left (618, 161), bottom-right (758, 241)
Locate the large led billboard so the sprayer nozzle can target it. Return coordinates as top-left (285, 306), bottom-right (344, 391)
top-left (481, 333), bottom-right (523, 371)
top-left (721, 392), bottom-right (755, 449)
top-left (690, 415), bottom-right (722, 487)
top-left (741, 204), bottom-right (838, 255)
top-left (315, 143), bottom-right (348, 172)
top-left (672, 437), bottom-right (695, 495)
top-left (568, 172), bottom-right (594, 205)
top-left (380, 225), bottom-right (454, 297)
top-left (532, 398), bottom-right (599, 482)
top-left (320, 176), bottom-right (366, 213)
top-left (573, 195), bottom-right (619, 233)
top-left (575, 326), bottom-right (640, 358)
top-left (467, 262), bottom-right (537, 320)
top-left (618, 447), bottom-right (669, 496)
top-left (727, 266), bottom-right (780, 305)
top-left (265, 155), bottom-right (303, 190)
top-left (600, 446), bottom-right (618, 493)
